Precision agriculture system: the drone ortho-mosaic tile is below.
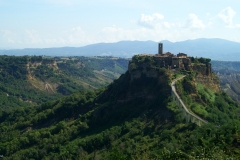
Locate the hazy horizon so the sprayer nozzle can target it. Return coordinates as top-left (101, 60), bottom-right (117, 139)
top-left (1, 1), bottom-right (240, 48)
top-left (0, 37), bottom-right (240, 50)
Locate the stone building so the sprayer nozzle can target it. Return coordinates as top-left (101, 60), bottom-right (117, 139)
top-left (130, 42), bottom-right (212, 80)
top-left (153, 43), bottom-right (191, 70)
top-left (137, 43), bottom-right (192, 70)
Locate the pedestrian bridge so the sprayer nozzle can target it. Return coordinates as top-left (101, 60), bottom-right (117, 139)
top-left (171, 76), bottom-right (208, 126)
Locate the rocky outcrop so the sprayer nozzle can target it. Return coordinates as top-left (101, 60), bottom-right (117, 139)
top-left (190, 63), bottom-right (211, 76)
top-left (28, 59), bottom-right (58, 70)
top-left (195, 75), bottom-right (220, 92)
top-left (128, 61), bottom-right (163, 81)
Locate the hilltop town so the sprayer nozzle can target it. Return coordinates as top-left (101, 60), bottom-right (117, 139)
top-left (139, 43), bottom-right (191, 70)
top-left (136, 43), bottom-right (212, 74)
top-left (128, 42), bottom-right (219, 92)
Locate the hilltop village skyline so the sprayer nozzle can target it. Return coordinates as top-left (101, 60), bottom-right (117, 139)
top-left (138, 43), bottom-right (192, 70)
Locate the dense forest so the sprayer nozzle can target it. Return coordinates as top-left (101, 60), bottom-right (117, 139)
top-left (0, 55), bottom-right (239, 159)
top-left (0, 55), bottom-right (128, 109)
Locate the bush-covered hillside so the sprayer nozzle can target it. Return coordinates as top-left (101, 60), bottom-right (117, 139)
top-left (175, 73), bottom-right (239, 124)
top-left (0, 56), bottom-right (240, 159)
top-left (0, 56), bottom-right (128, 109)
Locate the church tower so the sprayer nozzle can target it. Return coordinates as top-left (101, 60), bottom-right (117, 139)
top-left (158, 43), bottom-right (163, 55)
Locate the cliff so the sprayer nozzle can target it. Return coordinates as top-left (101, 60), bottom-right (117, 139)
top-left (188, 63), bottom-right (220, 92)
top-left (128, 55), bottom-right (220, 92)
top-left (128, 55), bottom-right (170, 80)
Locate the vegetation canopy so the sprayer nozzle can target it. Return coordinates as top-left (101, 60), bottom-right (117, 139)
top-left (0, 55), bottom-right (239, 159)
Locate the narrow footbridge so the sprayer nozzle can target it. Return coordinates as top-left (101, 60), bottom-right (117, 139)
top-left (171, 76), bottom-right (208, 126)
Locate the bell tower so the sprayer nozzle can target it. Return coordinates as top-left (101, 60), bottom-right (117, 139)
top-left (158, 43), bottom-right (163, 55)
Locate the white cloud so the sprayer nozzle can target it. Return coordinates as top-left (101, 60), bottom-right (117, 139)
top-left (0, 27), bottom-right (92, 48)
top-left (163, 22), bottom-right (171, 28)
top-left (235, 24), bottom-right (240, 28)
top-left (218, 7), bottom-right (236, 27)
top-left (25, 30), bottom-right (42, 44)
top-left (138, 13), bottom-right (164, 29)
top-left (64, 27), bottom-right (87, 43)
top-left (218, 7), bottom-right (240, 29)
top-left (1, 30), bottom-right (15, 43)
top-left (42, 26), bottom-right (92, 46)
top-left (100, 26), bottom-right (138, 42)
top-left (98, 25), bottom-right (203, 44)
top-left (183, 14), bottom-right (205, 30)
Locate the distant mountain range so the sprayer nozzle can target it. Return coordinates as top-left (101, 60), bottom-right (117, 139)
top-left (0, 38), bottom-right (240, 61)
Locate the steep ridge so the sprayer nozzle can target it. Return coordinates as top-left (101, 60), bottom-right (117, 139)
top-left (171, 75), bottom-right (208, 126)
top-left (0, 55), bottom-right (240, 159)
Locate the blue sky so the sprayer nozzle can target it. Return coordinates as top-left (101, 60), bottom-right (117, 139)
top-left (1, 0), bottom-right (240, 48)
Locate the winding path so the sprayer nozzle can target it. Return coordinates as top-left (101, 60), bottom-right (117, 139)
top-left (171, 75), bottom-right (208, 126)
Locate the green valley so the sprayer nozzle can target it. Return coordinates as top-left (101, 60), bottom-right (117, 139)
top-left (0, 56), bottom-right (128, 109)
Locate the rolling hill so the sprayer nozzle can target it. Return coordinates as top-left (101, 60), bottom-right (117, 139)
top-left (0, 56), bottom-right (128, 109)
top-left (1, 38), bottom-right (240, 61)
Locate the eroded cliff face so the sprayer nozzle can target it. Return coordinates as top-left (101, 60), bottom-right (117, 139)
top-left (195, 74), bottom-right (220, 92)
top-left (129, 68), bottom-right (160, 81)
top-left (28, 59), bottom-right (58, 70)
top-left (128, 55), bottom-right (220, 93)
top-left (189, 63), bottom-right (220, 92)
top-left (114, 58), bottom-right (172, 104)
top-left (216, 73), bottom-right (240, 103)
top-left (190, 63), bottom-right (211, 76)
top-left (128, 61), bottom-right (168, 81)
